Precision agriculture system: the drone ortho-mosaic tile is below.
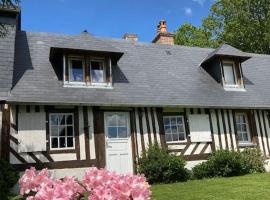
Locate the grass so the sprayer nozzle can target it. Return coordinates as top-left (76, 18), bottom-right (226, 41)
top-left (151, 173), bottom-right (270, 200)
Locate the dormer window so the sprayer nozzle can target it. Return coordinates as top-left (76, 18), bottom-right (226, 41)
top-left (90, 60), bottom-right (105, 83)
top-left (221, 60), bottom-right (244, 90)
top-left (222, 61), bottom-right (237, 86)
top-left (200, 44), bottom-right (251, 92)
top-left (69, 57), bottom-right (84, 82)
top-left (63, 54), bottom-right (112, 88)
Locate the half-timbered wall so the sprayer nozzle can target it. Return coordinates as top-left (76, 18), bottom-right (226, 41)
top-left (4, 104), bottom-right (270, 172)
top-left (8, 105), bottom-right (96, 171)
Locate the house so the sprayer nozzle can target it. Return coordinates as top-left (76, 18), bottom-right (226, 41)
top-left (1, 7), bottom-right (270, 177)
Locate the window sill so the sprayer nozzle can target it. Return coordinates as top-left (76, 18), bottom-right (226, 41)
top-left (238, 142), bottom-right (256, 148)
top-left (224, 86), bottom-right (246, 92)
top-left (48, 149), bottom-right (76, 154)
top-left (166, 140), bottom-right (187, 144)
top-left (63, 82), bottom-right (113, 89)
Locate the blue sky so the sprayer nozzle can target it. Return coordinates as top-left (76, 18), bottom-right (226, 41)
top-left (21, 0), bottom-right (213, 42)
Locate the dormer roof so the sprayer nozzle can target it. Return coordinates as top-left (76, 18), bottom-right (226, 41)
top-left (201, 43), bottom-right (251, 66)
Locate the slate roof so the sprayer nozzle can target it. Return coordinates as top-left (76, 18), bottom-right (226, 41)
top-left (6, 31), bottom-right (270, 108)
top-left (0, 22), bottom-right (16, 100)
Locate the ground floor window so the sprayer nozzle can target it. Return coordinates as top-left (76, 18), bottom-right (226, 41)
top-left (49, 113), bottom-right (74, 149)
top-left (163, 115), bottom-right (186, 142)
top-left (235, 112), bottom-right (251, 143)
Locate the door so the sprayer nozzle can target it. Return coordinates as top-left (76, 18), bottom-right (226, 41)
top-left (104, 112), bottom-right (133, 174)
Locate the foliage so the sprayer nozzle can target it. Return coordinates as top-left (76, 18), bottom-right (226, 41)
top-left (16, 167), bottom-right (151, 200)
top-left (0, 159), bottom-right (19, 200)
top-left (138, 144), bottom-right (190, 184)
top-left (175, 0), bottom-right (270, 54)
top-left (192, 149), bottom-right (265, 179)
top-left (241, 148), bottom-right (265, 173)
top-left (175, 23), bottom-right (219, 48)
top-left (151, 173), bottom-right (270, 200)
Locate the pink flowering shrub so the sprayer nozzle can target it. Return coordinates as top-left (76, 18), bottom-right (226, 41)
top-left (18, 167), bottom-right (151, 200)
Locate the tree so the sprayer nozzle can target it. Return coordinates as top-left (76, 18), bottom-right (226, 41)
top-left (174, 23), bottom-right (219, 48)
top-left (175, 0), bottom-right (270, 54)
top-left (0, 0), bottom-right (20, 37)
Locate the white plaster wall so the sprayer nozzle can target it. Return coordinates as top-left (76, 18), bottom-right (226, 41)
top-left (185, 160), bottom-right (207, 170)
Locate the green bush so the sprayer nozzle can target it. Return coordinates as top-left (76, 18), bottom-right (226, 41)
top-left (241, 148), bottom-right (265, 174)
top-left (0, 159), bottom-right (19, 200)
top-left (137, 144), bottom-right (190, 184)
top-left (192, 149), bottom-right (265, 179)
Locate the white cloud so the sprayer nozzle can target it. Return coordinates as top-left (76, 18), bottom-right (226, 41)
top-left (192, 0), bottom-right (206, 6)
top-left (184, 7), bottom-right (192, 16)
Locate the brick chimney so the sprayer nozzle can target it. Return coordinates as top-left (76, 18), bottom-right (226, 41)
top-left (152, 20), bottom-right (174, 45)
top-left (122, 33), bottom-right (138, 42)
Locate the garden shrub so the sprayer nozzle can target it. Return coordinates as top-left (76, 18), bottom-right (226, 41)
top-left (138, 144), bottom-right (190, 184)
top-left (192, 149), bottom-right (265, 179)
top-left (0, 159), bottom-right (19, 200)
top-left (240, 148), bottom-right (265, 173)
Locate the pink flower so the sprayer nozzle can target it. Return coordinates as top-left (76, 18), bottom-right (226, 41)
top-left (19, 167), bottom-right (151, 200)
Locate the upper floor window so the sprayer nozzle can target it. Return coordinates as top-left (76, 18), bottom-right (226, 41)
top-left (163, 115), bottom-right (186, 142)
top-left (90, 60), bottom-right (105, 83)
top-left (222, 60), bottom-right (244, 90)
top-left (223, 61), bottom-right (236, 86)
top-left (65, 55), bottom-right (111, 88)
top-left (69, 58), bottom-right (84, 82)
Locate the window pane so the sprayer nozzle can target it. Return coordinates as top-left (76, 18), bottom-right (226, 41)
top-left (165, 134), bottom-right (172, 142)
top-left (71, 60), bottom-right (83, 82)
top-left (118, 114), bottom-right (127, 126)
top-left (118, 127), bottom-right (127, 138)
top-left (91, 61), bottom-right (104, 83)
top-left (172, 134), bottom-right (178, 141)
top-left (67, 137), bottom-right (73, 147)
top-left (50, 115), bottom-right (58, 125)
top-left (163, 117), bottom-right (170, 126)
top-left (67, 126), bottom-right (73, 136)
top-left (171, 117), bottom-right (176, 125)
top-left (243, 133), bottom-right (249, 141)
top-left (178, 125), bottom-right (184, 133)
top-left (66, 115), bottom-right (73, 125)
top-left (59, 115), bottom-right (65, 125)
top-left (236, 124), bottom-right (241, 132)
top-left (171, 125), bottom-right (177, 134)
top-left (177, 117), bottom-right (183, 125)
top-left (51, 126), bottom-right (58, 136)
top-left (164, 126), bottom-right (171, 134)
top-left (179, 133), bottom-right (185, 141)
top-left (51, 138), bottom-right (58, 148)
top-left (59, 126), bottom-right (65, 136)
top-left (241, 124), bottom-right (247, 132)
top-left (59, 137), bottom-right (66, 148)
top-left (107, 114), bottom-right (117, 126)
top-left (238, 133), bottom-right (243, 141)
top-left (223, 63), bottom-right (235, 85)
top-left (108, 127), bottom-right (117, 138)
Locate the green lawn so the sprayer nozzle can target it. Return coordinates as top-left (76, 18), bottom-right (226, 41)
top-left (151, 173), bottom-right (270, 200)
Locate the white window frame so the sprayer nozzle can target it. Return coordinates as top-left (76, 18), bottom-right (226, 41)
top-left (235, 112), bottom-right (251, 144)
top-left (222, 60), bottom-right (238, 87)
top-left (49, 113), bottom-right (75, 150)
top-left (163, 115), bottom-right (187, 143)
top-left (90, 58), bottom-right (107, 86)
top-left (68, 56), bottom-right (85, 84)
